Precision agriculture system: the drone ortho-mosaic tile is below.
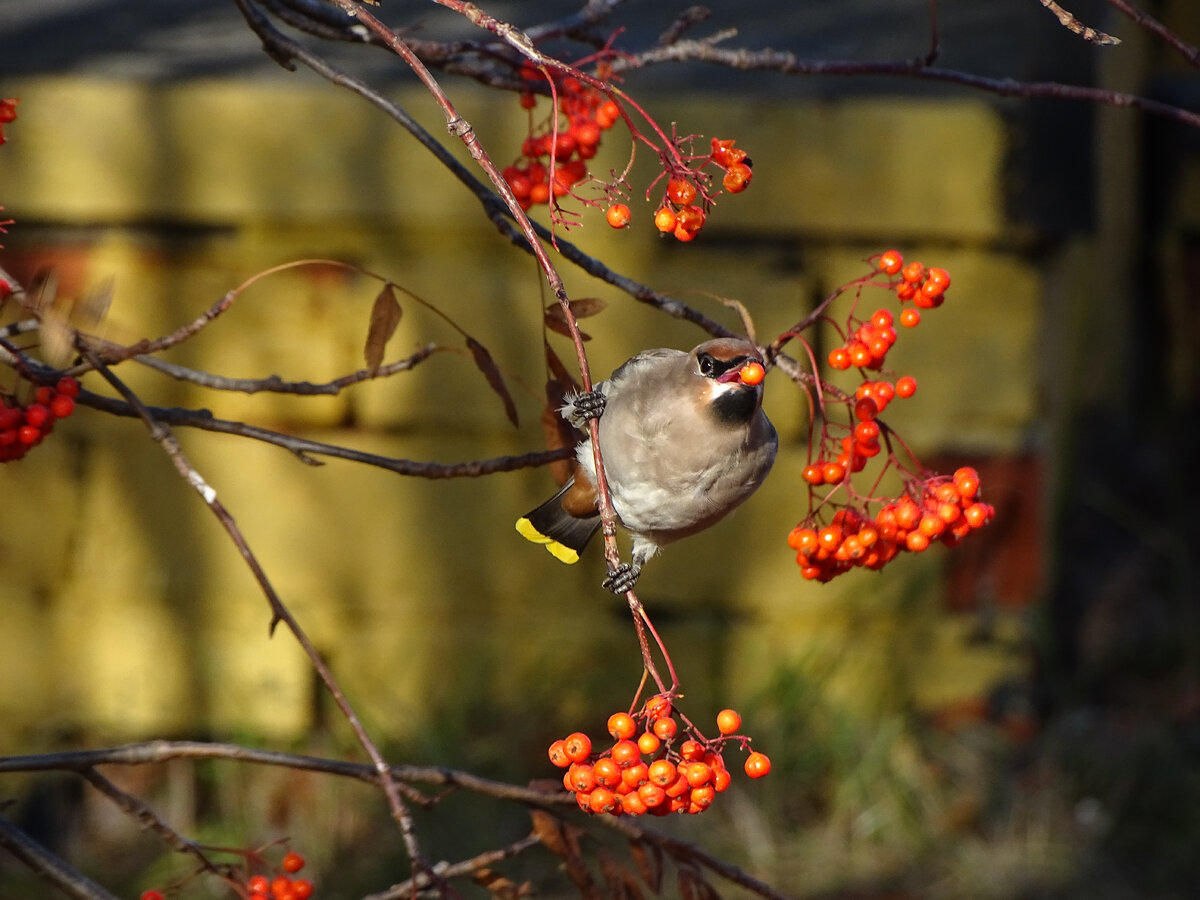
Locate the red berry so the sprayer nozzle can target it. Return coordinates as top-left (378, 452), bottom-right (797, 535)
top-left (282, 851), bottom-right (305, 873)
top-left (665, 178), bottom-right (697, 206)
top-left (744, 751), bottom-right (771, 778)
top-left (292, 880), bottom-right (314, 900)
top-left (895, 376), bottom-right (917, 398)
top-left (607, 711), bottom-right (636, 740)
top-left (249, 875), bottom-right (271, 893)
top-left (141, 892), bottom-right (165, 900)
top-left (23, 404), bottom-right (50, 429)
top-left (563, 732), bottom-right (592, 763)
top-left (716, 709), bottom-right (741, 735)
top-left (17, 425), bottom-right (39, 445)
top-left (605, 203), bottom-right (631, 229)
top-left (899, 308), bottom-right (921, 328)
top-left (49, 395), bottom-right (75, 418)
top-left (35, 386), bottom-right (53, 405)
top-left (877, 250), bottom-right (903, 275)
top-left (828, 347), bottom-right (851, 370)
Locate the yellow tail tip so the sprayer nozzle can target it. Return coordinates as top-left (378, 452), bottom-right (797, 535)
top-left (515, 517), bottom-right (581, 565)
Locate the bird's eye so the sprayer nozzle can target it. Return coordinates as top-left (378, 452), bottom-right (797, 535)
top-left (698, 354), bottom-right (716, 376)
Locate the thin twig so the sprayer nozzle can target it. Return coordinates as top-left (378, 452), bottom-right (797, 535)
top-left (1037, 0), bottom-right (1121, 45)
top-left (366, 833), bottom-right (543, 900)
top-left (78, 768), bottom-right (225, 876)
top-left (1108, 0), bottom-right (1200, 66)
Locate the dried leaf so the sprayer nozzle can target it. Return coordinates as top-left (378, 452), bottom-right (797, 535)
top-left (363, 283), bottom-right (402, 373)
top-left (466, 335), bottom-right (519, 427)
top-left (529, 810), bottom-right (569, 858)
top-left (716, 295), bottom-right (757, 344)
top-left (597, 846), bottom-right (624, 892)
top-left (472, 868), bottom-right (522, 899)
top-left (544, 297), bottom-right (607, 339)
top-left (629, 840), bottom-right (663, 893)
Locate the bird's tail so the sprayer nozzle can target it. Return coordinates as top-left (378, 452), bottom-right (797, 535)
top-left (515, 477), bottom-right (601, 564)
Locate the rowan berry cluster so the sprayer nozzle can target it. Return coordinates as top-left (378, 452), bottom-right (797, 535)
top-left (503, 64), bottom-right (620, 212)
top-left (648, 138), bottom-right (753, 242)
top-left (789, 467), bottom-right (994, 581)
top-left (548, 699), bottom-right (770, 817)
top-left (788, 250), bottom-right (993, 581)
top-left (0, 376), bottom-right (79, 462)
top-left (245, 851), bottom-right (314, 900)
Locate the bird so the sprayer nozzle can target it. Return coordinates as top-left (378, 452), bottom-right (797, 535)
top-left (516, 337), bottom-right (778, 592)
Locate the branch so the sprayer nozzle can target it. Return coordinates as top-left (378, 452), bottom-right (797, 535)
top-left (74, 385), bottom-right (573, 476)
top-left (75, 344), bottom-right (432, 874)
top-left (614, 42), bottom-right (1200, 131)
top-left (1108, 0), bottom-right (1200, 66)
top-left (0, 816), bottom-right (120, 900)
top-left (1036, 0), bottom-right (1120, 45)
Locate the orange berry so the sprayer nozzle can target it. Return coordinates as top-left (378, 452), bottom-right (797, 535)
top-left (644, 696), bottom-right (672, 719)
top-left (739, 361), bottom-right (765, 385)
top-left (593, 756), bottom-right (622, 787)
top-left (690, 784), bottom-right (716, 808)
top-left (620, 791), bottom-right (648, 816)
top-left (713, 767), bottom-right (732, 791)
top-left (588, 786), bottom-right (618, 814)
top-left (964, 502), bottom-right (993, 528)
top-left (653, 207), bottom-right (677, 233)
top-left (895, 375), bottom-right (917, 398)
top-left (637, 731), bottom-right (661, 755)
top-left (548, 739), bottom-right (570, 768)
top-left (926, 266), bottom-right (951, 289)
top-left (905, 530), bottom-right (930, 552)
top-left (607, 712), bottom-right (636, 740)
top-left (605, 203), bottom-right (631, 229)
top-left (828, 347), bottom-right (851, 370)
top-left (953, 466), bottom-right (981, 498)
top-left (723, 162), bottom-right (753, 193)
top-left (622, 761), bottom-right (650, 789)
top-left (899, 308), bottom-right (921, 328)
top-left (877, 249), bottom-right (903, 275)
top-left (684, 761), bottom-right (713, 787)
top-left (610, 739), bottom-right (641, 767)
top-left (801, 465), bottom-right (824, 486)
top-left (822, 462), bottom-right (846, 484)
top-left (679, 739), bottom-right (705, 761)
top-left (652, 717), bottom-right (678, 740)
top-left (292, 879), bottom-right (313, 900)
top-left (744, 751), bottom-right (771, 778)
top-left (666, 178), bottom-right (697, 206)
top-left (567, 763), bottom-right (597, 792)
top-left (563, 732), bottom-right (592, 763)
top-left (901, 261), bottom-right (925, 284)
top-left (282, 852), bottom-right (305, 873)
top-left (716, 708), bottom-right (742, 735)
top-left (648, 758), bottom-right (678, 786)
top-left (638, 781), bottom-right (667, 808)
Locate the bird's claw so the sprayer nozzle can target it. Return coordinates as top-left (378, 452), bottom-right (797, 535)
top-left (602, 562), bottom-right (640, 594)
top-left (563, 389), bottom-right (606, 428)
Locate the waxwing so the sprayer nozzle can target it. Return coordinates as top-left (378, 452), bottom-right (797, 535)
top-left (516, 337), bottom-right (778, 592)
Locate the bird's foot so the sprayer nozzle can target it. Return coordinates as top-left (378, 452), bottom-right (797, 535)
top-left (603, 562), bottom-right (640, 595)
top-left (563, 389), bottom-right (606, 428)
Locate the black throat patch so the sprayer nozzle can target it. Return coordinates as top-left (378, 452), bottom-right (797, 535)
top-left (710, 386), bottom-right (758, 426)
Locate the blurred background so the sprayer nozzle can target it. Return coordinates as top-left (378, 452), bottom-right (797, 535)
top-left (1, 1), bottom-right (1198, 897)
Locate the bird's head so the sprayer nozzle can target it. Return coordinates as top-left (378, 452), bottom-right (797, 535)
top-left (689, 338), bottom-right (768, 426)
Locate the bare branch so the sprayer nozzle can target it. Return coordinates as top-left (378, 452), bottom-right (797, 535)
top-left (1037, 0), bottom-right (1121, 45)
top-left (0, 816), bottom-right (120, 900)
top-left (1108, 0), bottom-right (1200, 66)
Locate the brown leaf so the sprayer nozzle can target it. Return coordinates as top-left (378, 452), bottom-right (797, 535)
top-left (363, 283), bottom-right (402, 374)
top-left (473, 868), bottom-right (522, 899)
top-left (544, 297), bottom-right (607, 339)
top-left (466, 335), bottom-right (519, 427)
top-left (529, 810), bottom-right (569, 858)
top-left (629, 840), bottom-right (663, 893)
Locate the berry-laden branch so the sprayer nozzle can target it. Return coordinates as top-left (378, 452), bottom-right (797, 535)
top-left (780, 250), bottom-right (995, 582)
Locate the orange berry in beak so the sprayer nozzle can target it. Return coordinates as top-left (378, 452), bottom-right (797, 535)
top-left (739, 361), bottom-right (765, 385)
